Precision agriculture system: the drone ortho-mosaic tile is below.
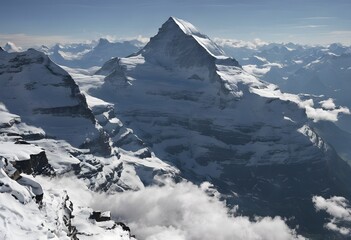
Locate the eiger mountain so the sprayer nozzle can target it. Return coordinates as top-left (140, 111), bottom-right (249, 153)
top-left (92, 17), bottom-right (351, 235)
top-left (0, 17), bottom-right (351, 239)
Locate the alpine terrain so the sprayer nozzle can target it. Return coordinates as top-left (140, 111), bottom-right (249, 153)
top-left (0, 17), bottom-right (351, 240)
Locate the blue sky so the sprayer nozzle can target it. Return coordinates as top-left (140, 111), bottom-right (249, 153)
top-left (1, 0), bottom-right (351, 47)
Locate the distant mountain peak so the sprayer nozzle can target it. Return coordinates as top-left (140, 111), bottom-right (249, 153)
top-left (3, 41), bottom-right (22, 53)
top-left (97, 38), bottom-right (111, 46)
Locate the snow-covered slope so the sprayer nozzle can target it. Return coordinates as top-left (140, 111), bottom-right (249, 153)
top-left (0, 48), bottom-right (179, 184)
top-left (220, 42), bottom-right (351, 163)
top-left (91, 17), bottom-right (351, 236)
top-left (0, 49), bottom-right (181, 239)
top-left (0, 103), bottom-right (137, 239)
top-left (0, 49), bottom-right (100, 148)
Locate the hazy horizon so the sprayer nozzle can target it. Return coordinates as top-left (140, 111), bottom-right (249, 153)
top-left (1, 0), bottom-right (351, 48)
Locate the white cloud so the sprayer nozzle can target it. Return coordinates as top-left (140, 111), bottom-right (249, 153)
top-left (328, 30), bottom-right (351, 35)
top-left (214, 38), bottom-right (268, 49)
top-left (295, 98), bottom-right (350, 122)
top-left (319, 98), bottom-right (336, 110)
top-left (251, 86), bottom-right (350, 122)
top-left (300, 17), bottom-right (335, 20)
top-left (119, 35), bottom-right (150, 45)
top-left (91, 180), bottom-right (304, 240)
top-left (243, 65), bottom-right (271, 77)
top-left (319, 31), bottom-right (351, 45)
top-left (289, 97), bottom-right (350, 123)
top-left (304, 105), bottom-right (350, 122)
top-left (292, 25), bottom-right (328, 29)
top-left (313, 196), bottom-right (351, 235)
top-left (94, 34), bottom-right (149, 45)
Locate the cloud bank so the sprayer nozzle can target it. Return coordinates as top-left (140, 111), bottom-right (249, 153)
top-left (313, 196), bottom-right (351, 235)
top-left (251, 85), bottom-right (350, 123)
top-left (91, 181), bottom-right (303, 240)
top-left (214, 38), bottom-right (268, 50)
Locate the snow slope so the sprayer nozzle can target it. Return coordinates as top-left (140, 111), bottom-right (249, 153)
top-left (0, 48), bottom-right (179, 188)
top-left (0, 49), bottom-right (180, 239)
top-left (220, 41), bottom-right (351, 163)
top-left (0, 97), bottom-right (302, 240)
top-left (0, 49), bottom-right (100, 148)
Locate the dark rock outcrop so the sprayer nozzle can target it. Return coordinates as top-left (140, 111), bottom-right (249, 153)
top-left (14, 151), bottom-right (55, 176)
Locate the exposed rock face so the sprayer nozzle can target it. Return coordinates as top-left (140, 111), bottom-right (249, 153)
top-left (13, 150), bottom-right (54, 176)
top-left (90, 211), bottom-right (111, 222)
top-left (62, 194), bottom-right (79, 240)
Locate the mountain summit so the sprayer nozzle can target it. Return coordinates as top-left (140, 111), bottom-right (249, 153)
top-left (3, 41), bottom-right (22, 53)
top-left (138, 17), bottom-right (239, 68)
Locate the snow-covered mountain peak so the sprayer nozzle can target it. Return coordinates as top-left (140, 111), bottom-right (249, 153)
top-left (97, 38), bottom-right (111, 47)
top-left (168, 16), bottom-right (206, 38)
top-left (0, 48), bottom-right (49, 66)
top-left (138, 17), bottom-right (234, 69)
top-left (170, 17), bottom-right (228, 59)
top-left (0, 49), bottom-right (103, 149)
top-left (3, 41), bottom-right (22, 53)
top-left (38, 45), bottom-right (50, 53)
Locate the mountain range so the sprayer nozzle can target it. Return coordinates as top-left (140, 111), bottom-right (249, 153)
top-left (38, 38), bottom-right (145, 69)
top-left (1, 17), bottom-right (351, 239)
